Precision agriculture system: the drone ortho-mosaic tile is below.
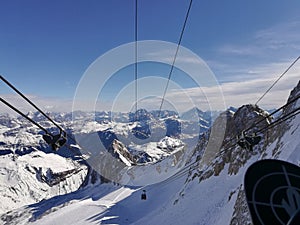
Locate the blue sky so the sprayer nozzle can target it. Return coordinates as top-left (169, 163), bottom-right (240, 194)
top-left (1, 0), bottom-right (300, 113)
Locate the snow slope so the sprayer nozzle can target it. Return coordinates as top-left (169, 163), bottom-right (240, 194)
top-left (0, 151), bottom-right (87, 215)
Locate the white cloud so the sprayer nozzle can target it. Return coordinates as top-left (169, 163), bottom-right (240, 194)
top-left (218, 45), bottom-right (261, 56)
top-left (218, 20), bottom-right (300, 58)
top-left (1, 46), bottom-right (298, 115)
top-left (2, 58), bottom-right (298, 114)
top-left (0, 94), bottom-right (74, 114)
top-left (1, 72), bottom-right (298, 115)
top-left (159, 59), bottom-right (300, 111)
top-left (209, 19), bottom-right (300, 87)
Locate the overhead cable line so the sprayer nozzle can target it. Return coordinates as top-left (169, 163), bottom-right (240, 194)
top-left (158, 0), bottom-right (193, 116)
top-left (0, 96), bottom-right (49, 134)
top-left (0, 75), bottom-right (70, 150)
top-left (1, 75), bottom-right (64, 132)
top-left (255, 56), bottom-right (300, 105)
top-left (256, 106), bottom-right (300, 134)
top-left (152, 10), bottom-right (298, 189)
top-left (134, 0), bottom-right (138, 114)
top-left (245, 94), bottom-right (300, 134)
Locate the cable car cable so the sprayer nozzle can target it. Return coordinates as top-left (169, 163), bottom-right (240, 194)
top-left (0, 96), bottom-right (49, 134)
top-left (1, 75), bottom-right (64, 132)
top-left (134, 0), bottom-right (138, 114)
top-left (243, 94), bottom-right (300, 134)
top-left (255, 56), bottom-right (300, 105)
top-left (158, 0), bottom-right (193, 116)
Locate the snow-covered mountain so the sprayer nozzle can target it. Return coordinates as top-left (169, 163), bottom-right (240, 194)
top-left (180, 107), bottom-right (211, 127)
top-left (0, 109), bottom-right (206, 216)
top-left (0, 114), bottom-right (88, 215)
top-left (0, 81), bottom-right (299, 225)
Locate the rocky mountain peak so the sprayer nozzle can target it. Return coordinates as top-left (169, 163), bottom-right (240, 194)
top-left (180, 81), bottom-right (300, 225)
top-left (189, 103), bottom-right (271, 183)
top-left (108, 139), bottom-right (136, 166)
top-left (225, 104), bottom-right (271, 138)
top-left (130, 108), bottom-right (153, 122)
top-left (283, 80), bottom-right (300, 114)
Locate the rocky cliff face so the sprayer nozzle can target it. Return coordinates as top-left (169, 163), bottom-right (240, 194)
top-left (232, 81), bottom-right (300, 224)
top-left (180, 81), bottom-right (300, 224)
top-left (189, 103), bottom-right (270, 177)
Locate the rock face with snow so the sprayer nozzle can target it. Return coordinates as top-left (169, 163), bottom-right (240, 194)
top-left (0, 151), bottom-right (87, 215)
top-left (108, 139), bottom-right (136, 166)
top-left (179, 81), bottom-right (300, 225)
top-left (157, 136), bottom-right (184, 152)
top-left (0, 113), bottom-right (88, 215)
top-left (230, 81), bottom-right (300, 224)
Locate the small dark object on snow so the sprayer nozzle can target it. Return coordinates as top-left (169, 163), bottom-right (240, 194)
top-left (141, 190), bottom-right (147, 200)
